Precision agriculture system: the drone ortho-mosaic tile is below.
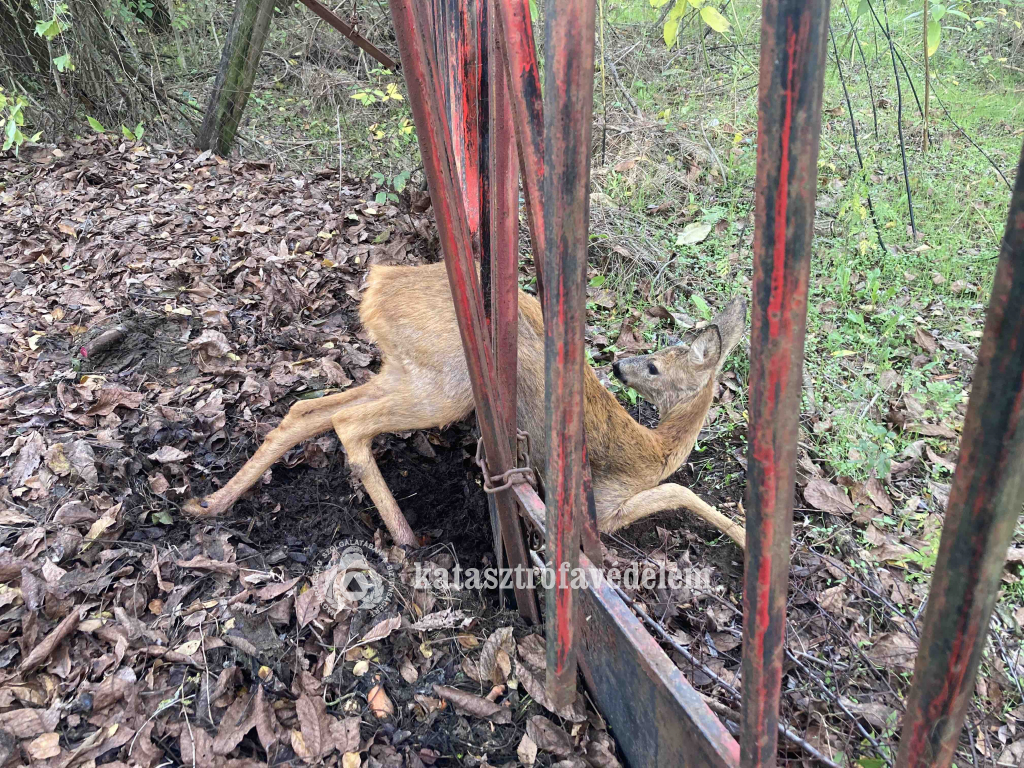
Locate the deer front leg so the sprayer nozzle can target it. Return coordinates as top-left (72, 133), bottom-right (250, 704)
top-left (328, 378), bottom-right (472, 549)
top-left (607, 483), bottom-right (746, 549)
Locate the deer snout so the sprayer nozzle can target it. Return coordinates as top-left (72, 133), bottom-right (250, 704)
top-left (612, 361), bottom-right (622, 380)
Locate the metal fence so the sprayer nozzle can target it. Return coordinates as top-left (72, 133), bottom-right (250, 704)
top-left (384, 0), bottom-right (1024, 765)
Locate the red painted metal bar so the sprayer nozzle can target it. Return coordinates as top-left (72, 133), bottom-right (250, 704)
top-left (294, 0), bottom-right (398, 71)
top-left (513, 482), bottom-right (740, 767)
top-left (387, 0), bottom-right (539, 624)
top-left (741, 1), bottom-right (830, 764)
top-left (541, 0), bottom-right (596, 708)
top-left (488, 1), bottom-right (519, 448)
top-left (895, 142), bottom-right (1024, 768)
top-left (492, 0), bottom-right (545, 291)
top-left (478, 0), bottom-right (518, 573)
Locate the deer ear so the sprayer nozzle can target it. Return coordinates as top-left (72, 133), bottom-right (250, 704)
top-left (688, 326), bottom-right (722, 369)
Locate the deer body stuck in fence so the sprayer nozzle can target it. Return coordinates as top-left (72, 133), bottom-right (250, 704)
top-left (184, 261), bottom-right (747, 549)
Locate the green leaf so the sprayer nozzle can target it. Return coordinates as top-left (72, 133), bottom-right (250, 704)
top-left (929, 3), bottom-right (946, 22)
top-left (134, 122), bottom-right (145, 140)
top-left (650, 0), bottom-right (673, 7)
top-left (34, 18), bottom-right (64, 40)
top-left (856, 0), bottom-right (870, 17)
top-left (375, 190), bottom-right (387, 204)
top-left (529, 0), bottom-right (538, 22)
top-left (121, 125), bottom-right (134, 140)
top-left (690, 293), bottom-right (712, 321)
top-left (675, 221), bottom-right (713, 245)
top-left (589, 274), bottom-right (606, 287)
top-left (663, 15), bottom-right (681, 48)
top-left (87, 115), bottom-right (106, 133)
top-left (3, 120), bottom-right (17, 152)
top-left (857, 760), bottom-right (886, 768)
top-left (926, 18), bottom-right (941, 56)
top-left (53, 53), bottom-right (71, 72)
top-left (700, 6), bottom-right (731, 33)
top-left (151, 509), bottom-right (174, 525)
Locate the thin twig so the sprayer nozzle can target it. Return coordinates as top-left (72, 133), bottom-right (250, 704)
top-left (840, 0), bottom-right (879, 136)
top-left (699, 119), bottom-right (727, 184)
top-left (828, 23), bottom-right (887, 253)
top-left (878, 0), bottom-right (917, 238)
top-left (929, 79), bottom-right (1012, 190)
top-left (606, 58), bottom-right (641, 117)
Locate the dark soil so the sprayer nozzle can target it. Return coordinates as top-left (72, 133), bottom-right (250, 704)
top-left (233, 425), bottom-right (495, 567)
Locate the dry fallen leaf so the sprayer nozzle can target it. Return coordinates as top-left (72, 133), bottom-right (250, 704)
top-left (518, 733), bottom-right (539, 766)
top-left (148, 445), bottom-right (191, 464)
top-left (914, 326), bottom-right (938, 354)
top-left (434, 684), bottom-right (511, 724)
top-left (803, 478), bottom-right (854, 516)
top-left (27, 732), bottom-right (61, 760)
top-left (865, 631), bottom-right (918, 671)
top-left (367, 684), bottom-right (394, 718)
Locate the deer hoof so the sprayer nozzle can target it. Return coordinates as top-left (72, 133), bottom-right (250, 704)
top-left (182, 497), bottom-right (220, 518)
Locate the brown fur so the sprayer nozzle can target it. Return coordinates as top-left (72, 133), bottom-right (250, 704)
top-left (183, 261), bottom-right (747, 548)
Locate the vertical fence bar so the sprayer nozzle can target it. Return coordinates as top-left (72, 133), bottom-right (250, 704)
top-left (489, 0), bottom-right (520, 451)
top-left (895, 142), bottom-right (1024, 768)
top-left (542, 0), bottom-right (596, 708)
top-left (741, 2), bottom-right (830, 764)
top-left (387, 0), bottom-right (540, 624)
top-left (493, 0), bottom-right (545, 292)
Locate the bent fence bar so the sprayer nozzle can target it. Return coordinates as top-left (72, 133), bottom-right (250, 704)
top-left (383, 0), bottom-right (1024, 764)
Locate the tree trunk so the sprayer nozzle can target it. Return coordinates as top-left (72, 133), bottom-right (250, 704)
top-left (196, 0), bottom-right (276, 156)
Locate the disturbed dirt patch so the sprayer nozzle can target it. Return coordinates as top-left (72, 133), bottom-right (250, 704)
top-left (231, 424), bottom-right (496, 568)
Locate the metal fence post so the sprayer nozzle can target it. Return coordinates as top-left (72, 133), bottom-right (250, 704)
top-left (896, 141), bottom-right (1024, 768)
top-left (741, 2), bottom-right (831, 764)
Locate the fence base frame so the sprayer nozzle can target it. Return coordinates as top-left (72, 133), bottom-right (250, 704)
top-left (514, 484), bottom-right (741, 767)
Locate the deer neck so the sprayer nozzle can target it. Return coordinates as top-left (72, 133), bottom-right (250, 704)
top-left (655, 379), bottom-right (715, 480)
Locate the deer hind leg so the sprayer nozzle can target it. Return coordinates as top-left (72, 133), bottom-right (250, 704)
top-left (330, 378), bottom-right (473, 549)
top-left (607, 483), bottom-right (746, 549)
top-left (183, 382), bottom-right (383, 518)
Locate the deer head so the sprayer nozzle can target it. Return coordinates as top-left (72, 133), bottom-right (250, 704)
top-left (612, 296), bottom-right (747, 415)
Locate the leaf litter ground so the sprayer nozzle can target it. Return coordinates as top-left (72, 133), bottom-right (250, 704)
top-left (3, 137), bottom-right (1024, 767)
top-left (0, 139), bottom-right (620, 768)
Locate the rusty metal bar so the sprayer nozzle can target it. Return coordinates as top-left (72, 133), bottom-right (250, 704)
top-left (741, 1), bottom-right (830, 764)
top-left (493, 0), bottom-right (545, 292)
top-left (387, 0), bottom-right (539, 624)
top-left (488, 0), bottom-right (519, 450)
top-left (895, 142), bottom-right (1024, 768)
top-left (513, 482), bottom-right (740, 767)
top-left (541, 0), bottom-right (596, 708)
top-left (294, 0), bottom-right (398, 71)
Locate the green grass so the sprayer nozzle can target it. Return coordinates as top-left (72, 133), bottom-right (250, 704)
top-left (587, 0), bottom-right (1022, 486)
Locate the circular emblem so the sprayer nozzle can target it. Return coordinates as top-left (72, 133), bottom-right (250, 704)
top-left (333, 539), bottom-right (395, 615)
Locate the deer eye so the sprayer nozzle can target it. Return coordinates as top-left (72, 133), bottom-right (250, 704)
top-left (647, 362), bottom-right (659, 376)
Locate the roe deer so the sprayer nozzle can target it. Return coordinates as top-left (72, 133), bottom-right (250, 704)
top-left (184, 261), bottom-right (747, 549)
